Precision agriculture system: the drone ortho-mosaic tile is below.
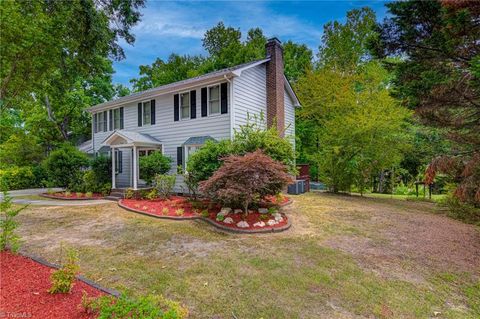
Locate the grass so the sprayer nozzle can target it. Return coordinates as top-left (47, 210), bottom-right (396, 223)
top-left (14, 193), bottom-right (479, 318)
top-left (355, 192), bottom-right (446, 203)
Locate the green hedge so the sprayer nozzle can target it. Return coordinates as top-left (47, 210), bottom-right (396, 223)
top-left (0, 166), bottom-right (43, 190)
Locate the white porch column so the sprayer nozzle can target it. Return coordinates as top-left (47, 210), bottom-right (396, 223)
top-left (111, 147), bottom-right (116, 189)
top-left (133, 145), bottom-right (138, 190)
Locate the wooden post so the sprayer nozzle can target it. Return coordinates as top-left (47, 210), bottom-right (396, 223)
top-left (416, 183), bottom-right (418, 197)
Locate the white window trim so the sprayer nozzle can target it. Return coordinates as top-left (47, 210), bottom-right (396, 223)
top-left (179, 91), bottom-right (191, 120)
top-left (207, 84), bottom-right (221, 116)
top-left (183, 144), bottom-right (202, 170)
top-left (141, 100), bottom-right (152, 126)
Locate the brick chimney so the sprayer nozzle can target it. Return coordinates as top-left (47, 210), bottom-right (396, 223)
top-left (265, 37), bottom-right (285, 136)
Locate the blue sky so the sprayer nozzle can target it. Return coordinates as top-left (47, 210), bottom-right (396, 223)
top-left (113, 1), bottom-right (390, 86)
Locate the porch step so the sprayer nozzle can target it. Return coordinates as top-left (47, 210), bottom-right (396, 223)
top-left (106, 189), bottom-right (126, 201)
top-left (105, 195), bottom-right (122, 201)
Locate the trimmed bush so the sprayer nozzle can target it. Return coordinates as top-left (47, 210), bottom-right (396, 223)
top-left (0, 166), bottom-right (36, 191)
top-left (187, 140), bottom-right (232, 183)
top-left (154, 174), bottom-right (176, 199)
top-left (139, 152), bottom-right (172, 185)
top-left (200, 150), bottom-right (292, 212)
top-left (42, 144), bottom-right (89, 188)
top-left (90, 155), bottom-right (111, 185)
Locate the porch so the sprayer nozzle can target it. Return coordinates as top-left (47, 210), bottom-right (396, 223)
top-left (101, 130), bottom-right (163, 190)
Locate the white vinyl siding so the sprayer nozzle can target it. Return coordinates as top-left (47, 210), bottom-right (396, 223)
top-left (232, 64), bottom-right (267, 130)
top-left (284, 90), bottom-right (296, 151)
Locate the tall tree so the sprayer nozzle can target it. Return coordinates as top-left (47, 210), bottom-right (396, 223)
top-left (372, 0), bottom-right (480, 204)
top-left (283, 41), bottom-right (313, 82)
top-left (318, 7), bottom-right (377, 72)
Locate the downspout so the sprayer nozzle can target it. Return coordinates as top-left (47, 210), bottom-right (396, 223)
top-left (224, 74), bottom-right (234, 139)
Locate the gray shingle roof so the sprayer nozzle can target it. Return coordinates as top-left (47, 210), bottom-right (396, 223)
top-left (102, 130), bottom-right (162, 146)
top-left (182, 136), bottom-right (216, 145)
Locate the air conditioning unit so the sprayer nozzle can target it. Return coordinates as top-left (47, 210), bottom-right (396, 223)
top-left (288, 180), bottom-right (306, 195)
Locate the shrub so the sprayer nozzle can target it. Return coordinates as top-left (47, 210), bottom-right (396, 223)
top-left (161, 207), bottom-right (169, 215)
top-left (175, 208), bottom-right (184, 216)
top-left (85, 192), bottom-right (93, 198)
top-left (440, 195), bottom-right (480, 225)
top-left (90, 155), bottom-right (111, 185)
top-left (154, 174), bottom-right (176, 199)
top-left (49, 247), bottom-right (80, 294)
top-left (42, 144), bottom-right (89, 188)
top-left (200, 150), bottom-right (292, 213)
top-left (187, 117), bottom-right (295, 184)
top-left (139, 152), bottom-right (172, 185)
top-left (101, 183), bottom-right (111, 197)
top-left (183, 170), bottom-right (199, 199)
top-left (145, 188), bottom-right (158, 200)
top-left (187, 139), bottom-right (233, 183)
top-left (0, 191), bottom-right (26, 252)
top-left (79, 292), bottom-right (188, 319)
top-left (0, 166), bottom-right (36, 190)
top-left (125, 188), bottom-right (135, 199)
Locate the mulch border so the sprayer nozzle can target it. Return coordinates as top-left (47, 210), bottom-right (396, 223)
top-left (117, 199), bottom-right (292, 234)
top-left (19, 251), bottom-right (120, 297)
top-left (40, 193), bottom-right (105, 201)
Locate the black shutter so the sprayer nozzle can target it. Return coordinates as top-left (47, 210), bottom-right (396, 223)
top-left (177, 146), bottom-right (183, 167)
top-left (221, 82), bottom-right (228, 114)
top-left (93, 114), bottom-right (97, 133)
top-left (190, 90), bottom-right (196, 119)
top-left (137, 103), bottom-right (142, 126)
top-left (151, 99), bottom-right (156, 125)
top-left (174, 94), bottom-right (179, 121)
top-left (103, 111), bottom-right (108, 131)
top-left (118, 150), bottom-right (123, 173)
top-left (109, 110), bottom-right (113, 131)
top-left (201, 87), bottom-right (207, 117)
top-left (120, 107), bottom-right (124, 129)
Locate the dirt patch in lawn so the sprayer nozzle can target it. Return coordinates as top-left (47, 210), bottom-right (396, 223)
top-left (317, 193), bottom-right (480, 282)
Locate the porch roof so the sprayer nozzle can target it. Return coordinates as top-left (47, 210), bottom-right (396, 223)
top-left (182, 136), bottom-right (216, 146)
top-left (101, 130), bottom-right (162, 148)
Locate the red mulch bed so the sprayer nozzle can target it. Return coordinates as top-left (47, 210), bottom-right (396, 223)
top-left (41, 192), bottom-right (104, 200)
top-left (119, 196), bottom-right (208, 219)
top-left (0, 250), bottom-right (105, 319)
top-left (205, 211), bottom-right (289, 230)
top-left (118, 195), bottom-right (291, 231)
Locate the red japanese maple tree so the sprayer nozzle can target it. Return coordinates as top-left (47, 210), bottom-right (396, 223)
top-left (199, 150), bottom-right (292, 213)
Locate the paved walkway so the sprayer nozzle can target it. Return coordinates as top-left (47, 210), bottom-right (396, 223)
top-left (0, 188), bottom-right (111, 206)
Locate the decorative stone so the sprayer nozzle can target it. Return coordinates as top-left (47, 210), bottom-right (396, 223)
top-left (258, 208), bottom-right (268, 214)
top-left (223, 217), bottom-right (234, 224)
top-left (236, 221), bottom-right (249, 228)
top-left (234, 209), bottom-right (243, 214)
top-left (253, 221), bottom-right (266, 228)
top-left (273, 212), bottom-right (282, 219)
top-left (220, 207), bottom-right (232, 214)
top-left (275, 216), bottom-right (284, 222)
top-left (267, 219), bottom-right (277, 226)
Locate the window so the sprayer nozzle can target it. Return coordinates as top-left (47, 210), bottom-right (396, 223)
top-left (115, 150), bottom-right (122, 174)
top-left (180, 92), bottom-right (190, 119)
top-left (113, 108), bottom-right (121, 129)
top-left (96, 111), bottom-right (107, 132)
top-left (209, 85), bottom-right (220, 115)
top-left (184, 145), bottom-right (200, 170)
top-left (142, 101), bottom-right (151, 125)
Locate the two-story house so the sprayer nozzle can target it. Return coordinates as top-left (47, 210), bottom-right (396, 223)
top-left (86, 38), bottom-right (300, 191)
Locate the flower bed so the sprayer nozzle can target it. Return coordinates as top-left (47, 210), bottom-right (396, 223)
top-left (118, 195), bottom-right (291, 233)
top-left (0, 250), bottom-right (105, 319)
top-left (203, 209), bottom-right (291, 233)
top-left (41, 192), bottom-right (105, 200)
top-left (119, 196), bottom-right (205, 219)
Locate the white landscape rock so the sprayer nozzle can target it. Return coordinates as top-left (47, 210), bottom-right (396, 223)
top-left (267, 219), bottom-right (278, 226)
top-left (253, 221), bottom-right (266, 228)
top-left (273, 213), bottom-right (283, 222)
top-left (234, 209), bottom-right (243, 214)
top-left (258, 208), bottom-right (268, 214)
top-left (219, 207), bottom-right (232, 215)
top-left (223, 217), bottom-right (234, 224)
top-left (236, 221), bottom-right (250, 228)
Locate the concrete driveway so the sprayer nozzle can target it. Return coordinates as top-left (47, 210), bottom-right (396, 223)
top-left (0, 188), bottom-right (111, 206)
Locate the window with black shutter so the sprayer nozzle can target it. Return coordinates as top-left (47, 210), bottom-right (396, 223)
top-left (190, 90), bottom-right (196, 119)
top-left (109, 110), bottom-right (113, 131)
top-left (93, 113), bottom-right (98, 133)
top-left (120, 107), bottom-right (124, 129)
top-left (201, 87), bottom-right (207, 117)
top-left (221, 82), bottom-right (228, 114)
top-left (138, 103), bottom-right (142, 127)
top-left (103, 111), bottom-right (108, 131)
top-left (177, 147), bottom-right (183, 167)
top-left (151, 99), bottom-right (156, 125)
top-left (174, 94), bottom-right (179, 121)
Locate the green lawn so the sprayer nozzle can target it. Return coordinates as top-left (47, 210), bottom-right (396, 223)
top-left (14, 192), bottom-right (479, 318)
